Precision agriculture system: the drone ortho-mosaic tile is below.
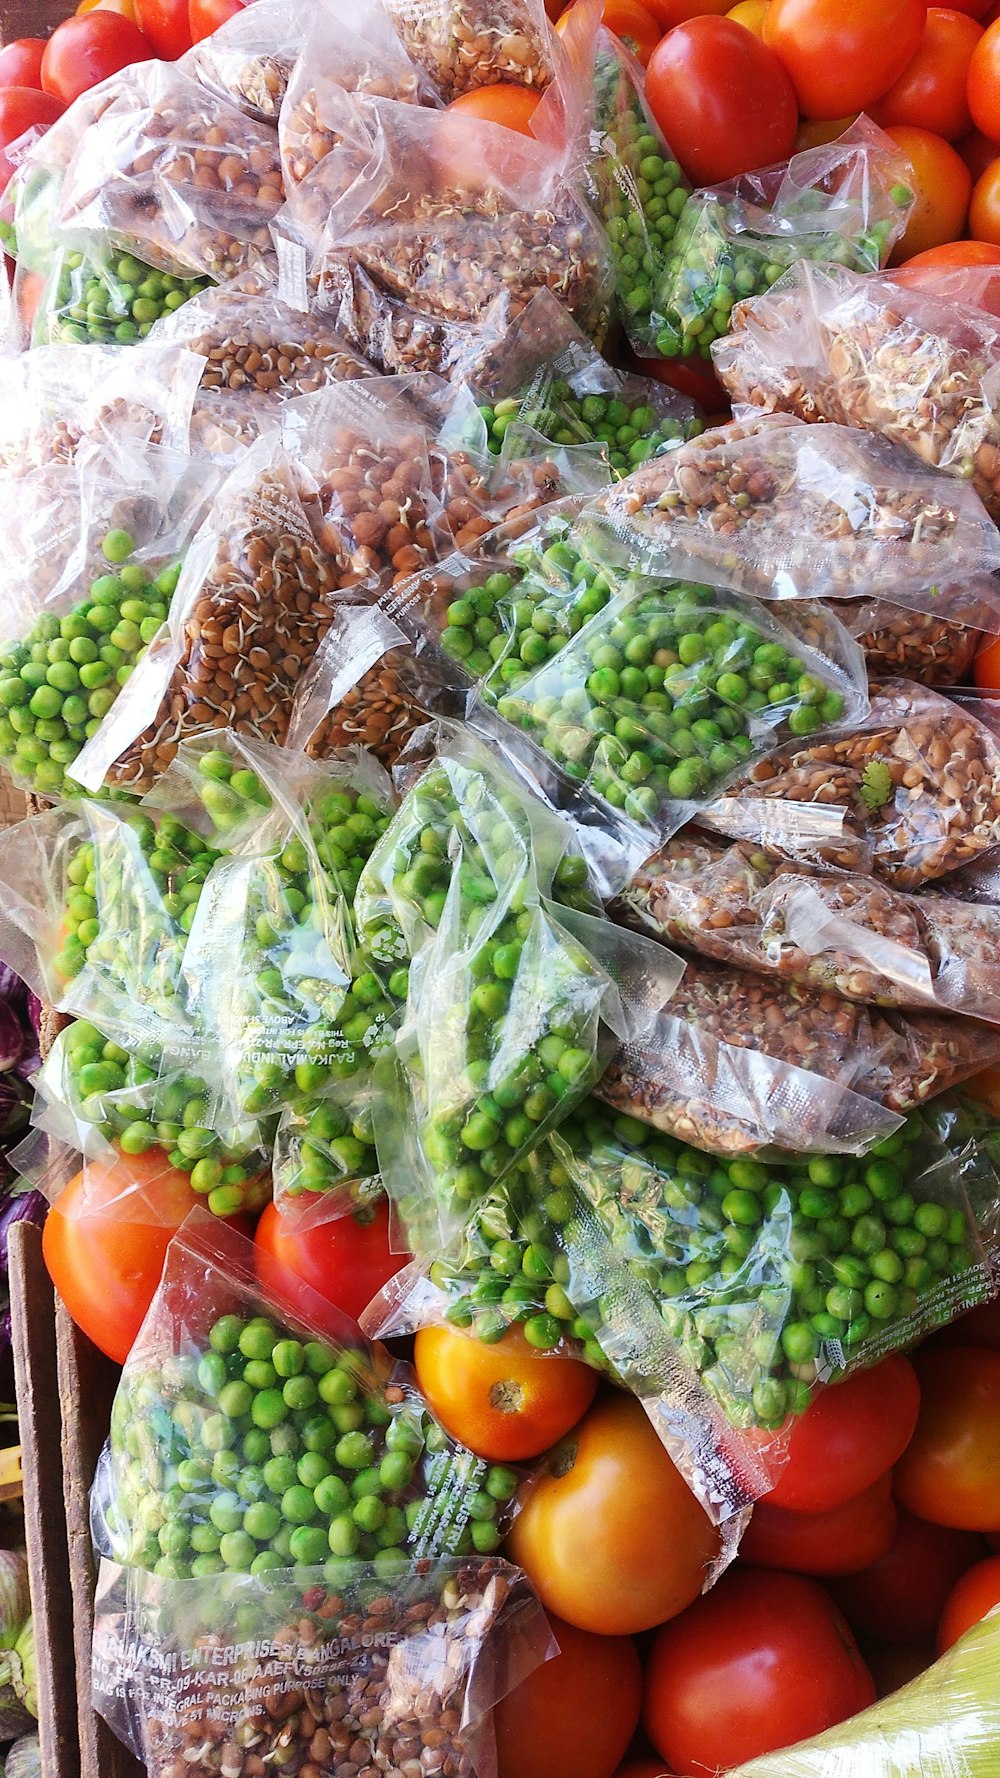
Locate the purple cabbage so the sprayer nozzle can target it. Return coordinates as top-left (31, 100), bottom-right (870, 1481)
top-left (0, 1006), bottom-right (23, 1077)
top-left (0, 971), bottom-right (25, 1018)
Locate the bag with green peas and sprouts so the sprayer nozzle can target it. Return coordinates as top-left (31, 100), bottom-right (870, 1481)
top-left (92, 1552), bottom-right (552, 1778)
top-left (0, 441), bottom-right (215, 801)
top-left (651, 118), bottom-right (914, 363)
top-left (93, 1213), bottom-right (528, 1584)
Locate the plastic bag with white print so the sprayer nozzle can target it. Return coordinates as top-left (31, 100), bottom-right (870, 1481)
top-left (93, 1212), bottom-right (530, 1577)
top-left (715, 259), bottom-right (1000, 527)
top-left (280, 377), bottom-right (451, 592)
top-left (58, 61), bottom-right (284, 283)
top-left (651, 119), bottom-right (914, 362)
top-left (308, 97), bottom-right (613, 345)
top-left (92, 1553), bottom-right (552, 1778)
top-left (278, 0), bottom-right (439, 235)
top-left (69, 437), bottom-right (344, 796)
top-left (0, 442), bottom-right (218, 800)
top-left (590, 412), bottom-right (1000, 623)
top-left (476, 568), bottom-right (869, 860)
top-left (381, 0), bottom-right (559, 103)
top-left (183, 0), bottom-right (311, 122)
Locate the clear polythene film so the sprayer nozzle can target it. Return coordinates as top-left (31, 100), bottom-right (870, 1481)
top-left (68, 436), bottom-right (342, 795)
top-left (650, 119), bottom-right (914, 363)
top-left (92, 1552), bottom-right (551, 1778)
top-left (183, 0), bottom-right (312, 123)
top-left (0, 341), bottom-right (205, 477)
top-left (285, 602), bottom-right (436, 773)
top-left (380, 0), bottom-right (558, 103)
top-left (706, 679), bottom-right (1000, 892)
top-left (93, 1213), bottom-right (528, 1579)
top-left (831, 597), bottom-right (987, 685)
top-left (728, 1607), bottom-right (1000, 1778)
top-left (714, 257), bottom-right (1000, 525)
top-left (587, 412), bottom-right (1000, 623)
top-left (620, 829), bottom-right (1000, 1024)
top-left (57, 61), bottom-right (285, 283)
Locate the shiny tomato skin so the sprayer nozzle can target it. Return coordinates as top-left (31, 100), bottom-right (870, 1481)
top-left (42, 1148), bottom-right (245, 1365)
top-left (937, 1554), bottom-right (1000, 1651)
top-left (0, 88), bottom-right (64, 191)
top-left (644, 17), bottom-right (798, 186)
top-left (739, 1473), bottom-right (897, 1576)
top-left (134, 0), bottom-right (191, 55)
top-left (898, 235), bottom-right (1000, 268)
top-left (495, 1615), bottom-right (643, 1778)
top-left (760, 1355), bottom-right (921, 1514)
top-left (447, 83), bottom-right (544, 132)
top-left (596, 0), bottom-right (663, 61)
top-left (414, 1324), bottom-right (598, 1462)
top-left (828, 1506), bottom-right (986, 1642)
top-left (253, 1197), bottom-right (407, 1336)
top-left (967, 21), bottom-right (1000, 138)
top-left (188, 0), bottom-right (243, 39)
top-left (885, 125), bottom-right (973, 260)
top-left (895, 1347), bottom-right (1000, 1530)
top-left (643, 1567), bottom-right (875, 1775)
top-left (969, 157), bottom-right (1000, 239)
top-left (506, 1391), bottom-right (721, 1635)
top-left (40, 12), bottom-right (150, 103)
top-left (763, 0), bottom-right (927, 120)
top-left (870, 9), bottom-right (982, 141)
top-left (0, 39), bottom-right (46, 89)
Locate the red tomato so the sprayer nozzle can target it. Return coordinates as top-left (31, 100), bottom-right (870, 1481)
top-left (895, 1347), bottom-right (1000, 1530)
top-left (794, 115), bottom-right (857, 149)
top-left (0, 88), bottom-right (64, 193)
top-left (932, 1295), bottom-right (1000, 1350)
top-left (763, 0), bottom-right (927, 121)
top-left (447, 84), bottom-right (544, 133)
top-left (885, 124), bottom-right (972, 261)
top-left (870, 9), bottom-right (982, 140)
top-left (42, 1148), bottom-right (247, 1365)
top-left (188, 0), bottom-right (243, 39)
top-left (506, 1392), bottom-right (721, 1635)
top-left (413, 1324), bottom-right (598, 1462)
top-left (758, 1355), bottom-right (921, 1515)
top-left (945, 0), bottom-right (993, 13)
top-left (968, 21), bottom-right (1000, 138)
top-left (633, 351), bottom-right (727, 407)
top-left (978, 639), bottom-right (1000, 693)
top-left (739, 1473), bottom-right (897, 1577)
top-left (964, 1064), bottom-right (1000, 1112)
top-left (937, 1554), bottom-right (1000, 1651)
top-left (40, 12), bottom-right (151, 104)
top-left (134, 0), bottom-right (191, 55)
top-left (643, 1568), bottom-right (875, 1775)
top-left (898, 235), bottom-right (1000, 268)
top-left (581, 0), bottom-right (663, 61)
top-left (0, 39), bottom-right (47, 90)
top-left (862, 1640), bottom-right (936, 1696)
top-left (253, 1196), bottom-right (408, 1336)
top-left (957, 126), bottom-right (1000, 179)
top-left (643, 0), bottom-right (731, 25)
top-left (969, 157), bottom-right (1000, 239)
top-left (496, 1615), bottom-right (643, 1778)
top-left (644, 17), bottom-right (798, 186)
top-left (828, 1507), bottom-right (985, 1641)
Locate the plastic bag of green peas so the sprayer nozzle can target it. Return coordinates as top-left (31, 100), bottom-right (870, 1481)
top-left (651, 118), bottom-right (914, 362)
top-left (91, 1550), bottom-right (552, 1778)
top-left (30, 238), bottom-right (212, 348)
top-left (94, 1213), bottom-right (529, 1580)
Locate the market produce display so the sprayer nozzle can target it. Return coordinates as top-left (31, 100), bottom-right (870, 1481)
top-left (5, 0), bottom-right (1000, 1773)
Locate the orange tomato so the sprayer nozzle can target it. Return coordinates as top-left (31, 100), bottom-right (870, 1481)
top-left (642, 0), bottom-right (731, 25)
top-left (895, 1347), bottom-right (1000, 1531)
top-left (975, 634), bottom-right (1000, 691)
top-left (763, 0), bottom-right (928, 121)
top-left (958, 126), bottom-right (1000, 179)
top-left (597, 0), bottom-right (663, 60)
top-left (970, 156), bottom-right (1000, 239)
top-left (964, 1063), bottom-right (1000, 1110)
top-left (739, 1473), bottom-right (897, 1577)
top-left (726, 0), bottom-right (769, 34)
top-left (413, 1323), bottom-right (597, 1462)
top-left (936, 1554), bottom-right (1000, 1651)
top-left (506, 1392), bottom-right (721, 1634)
top-left (870, 9), bottom-right (982, 140)
top-left (794, 115), bottom-right (857, 149)
top-left (447, 84), bottom-right (543, 135)
top-left (968, 19), bottom-right (1000, 138)
top-left (495, 1615), bottom-right (643, 1778)
top-left (885, 124), bottom-right (972, 261)
top-left (899, 235), bottom-right (1000, 267)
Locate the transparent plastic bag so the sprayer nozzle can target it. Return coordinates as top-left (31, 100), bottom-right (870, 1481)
top-left (834, 597), bottom-right (986, 686)
top-left (591, 412), bottom-right (1000, 623)
top-left (308, 99), bottom-right (612, 345)
top-left (312, 255), bottom-right (525, 384)
top-left (69, 438), bottom-right (342, 795)
top-left (287, 603), bottom-right (434, 771)
top-left (95, 1213), bottom-right (527, 1576)
top-left (58, 61), bottom-right (285, 282)
top-left (184, 0), bottom-right (311, 122)
top-left (27, 236), bottom-right (212, 348)
top-left (725, 679), bottom-right (1000, 890)
top-left (652, 119), bottom-right (914, 360)
top-left (382, 0), bottom-right (558, 102)
top-left (0, 341), bottom-right (204, 476)
top-left (271, 1086), bottom-right (382, 1222)
top-left (715, 258), bottom-right (1000, 523)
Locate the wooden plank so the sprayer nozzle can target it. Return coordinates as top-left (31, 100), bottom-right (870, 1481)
top-left (9, 1219), bottom-right (80, 1778)
top-left (56, 1303), bottom-right (144, 1778)
top-left (0, 0), bottom-right (72, 43)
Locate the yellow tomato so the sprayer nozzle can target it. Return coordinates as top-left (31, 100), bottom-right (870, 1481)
top-left (727, 0), bottom-right (768, 36)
